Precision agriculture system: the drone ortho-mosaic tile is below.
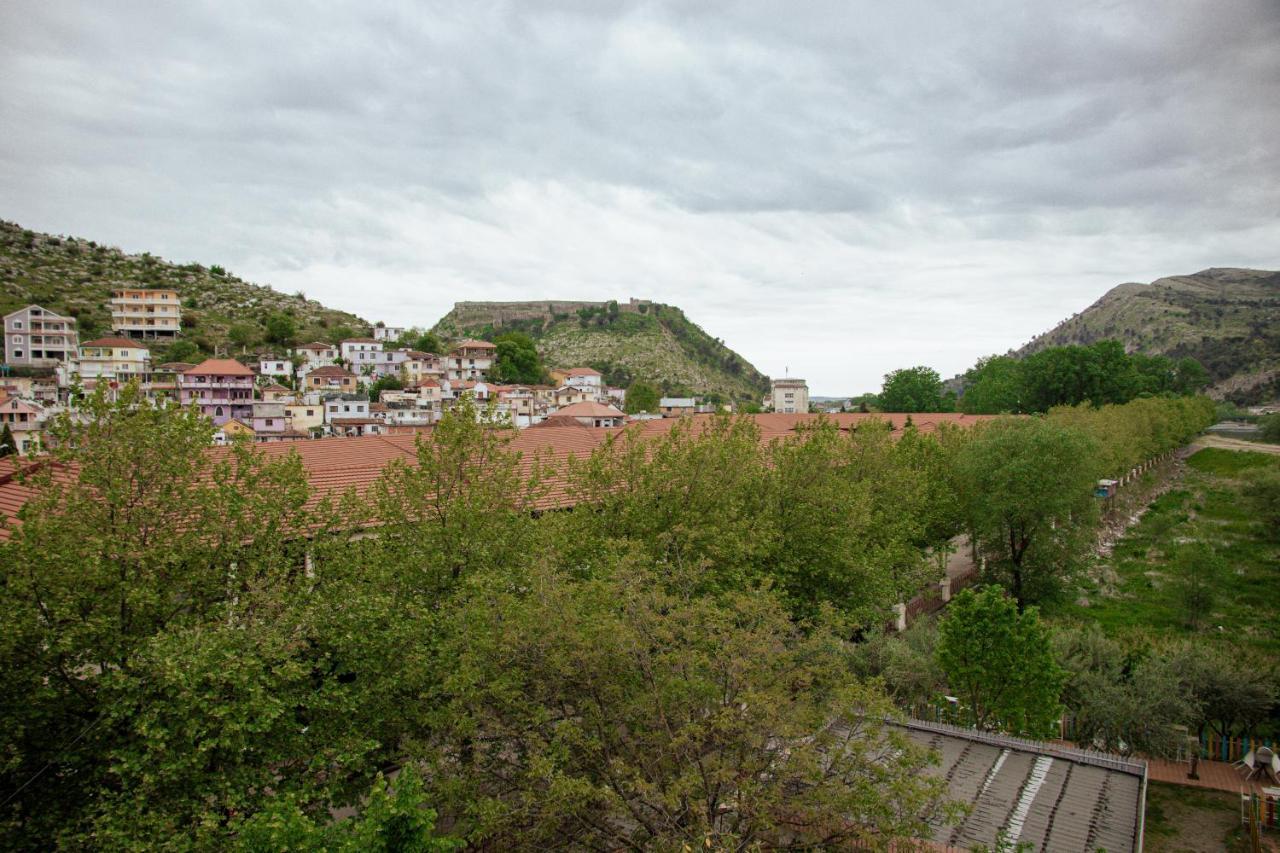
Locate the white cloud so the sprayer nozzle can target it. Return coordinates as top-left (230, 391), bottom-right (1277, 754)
top-left (1, 0), bottom-right (1278, 394)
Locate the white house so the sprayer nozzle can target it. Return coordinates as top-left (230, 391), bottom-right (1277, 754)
top-left (258, 356), bottom-right (293, 382)
top-left (373, 326), bottom-right (406, 342)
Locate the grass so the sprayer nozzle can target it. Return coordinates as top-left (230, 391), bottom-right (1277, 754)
top-left (1142, 782), bottom-right (1252, 852)
top-left (1048, 449), bottom-right (1280, 657)
top-left (1186, 446), bottom-right (1279, 476)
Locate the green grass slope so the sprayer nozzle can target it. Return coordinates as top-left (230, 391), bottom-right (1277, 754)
top-left (0, 220), bottom-right (371, 362)
top-left (1017, 268), bottom-right (1280, 403)
top-left (433, 300), bottom-right (769, 402)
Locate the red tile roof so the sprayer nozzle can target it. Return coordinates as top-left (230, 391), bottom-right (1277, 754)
top-left (308, 365), bottom-right (356, 378)
top-left (564, 367), bottom-right (602, 376)
top-left (295, 342), bottom-right (335, 351)
top-left (185, 358), bottom-right (254, 377)
top-left (453, 339), bottom-right (496, 349)
top-left (553, 401), bottom-right (625, 418)
top-left (0, 413), bottom-right (996, 542)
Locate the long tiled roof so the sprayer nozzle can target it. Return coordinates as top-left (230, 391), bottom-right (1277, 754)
top-left (0, 413), bottom-right (995, 542)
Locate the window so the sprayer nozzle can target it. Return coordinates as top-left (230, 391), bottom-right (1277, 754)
top-left (12, 320), bottom-right (21, 329)
top-left (265, 419), bottom-right (274, 426)
top-left (12, 335), bottom-right (21, 344)
top-left (215, 406), bottom-right (224, 417)
top-left (306, 409), bottom-right (314, 416)
top-left (13, 350), bottom-right (22, 359)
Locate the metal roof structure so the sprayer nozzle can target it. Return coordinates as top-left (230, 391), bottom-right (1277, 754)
top-left (895, 719), bottom-right (1146, 852)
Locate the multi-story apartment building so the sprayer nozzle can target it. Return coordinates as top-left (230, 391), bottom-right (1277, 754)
top-left (3, 305), bottom-right (79, 368)
top-left (340, 338), bottom-right (383, 368)
top-left (447, 340), bottom-right (496, 381)
top-left (373, 325), bottom-right (406, 342)
top-left (62, 337), bottom-right (152, 390)
top-left (178, 358), bottom-right (254, 425)
top-left (110, 289), bottom-right (181, 340)
top-left (768, 377), bottom-right (809, 414)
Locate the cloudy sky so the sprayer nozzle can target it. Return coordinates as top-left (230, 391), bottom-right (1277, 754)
top-left (2, 1), bottom-right (1278, 394)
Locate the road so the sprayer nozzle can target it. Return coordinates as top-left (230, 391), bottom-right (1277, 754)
top-left (1190, 434), bottom-right (1280, 455)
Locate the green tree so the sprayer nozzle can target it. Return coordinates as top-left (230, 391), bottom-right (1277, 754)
top-left (956, 417), bottom-right (1098, 609)
top-left (369, 373), bottom-right (405, 398)
top-left (160, 338), bottom-right (200, 363)
top-left (414, 331), bottom-right (444, 355)
top-left (936, 587), bottom-right (1064, 736)
top-left (228, 322), bottom-right (257, 350)
top-left (235, 768), bottom-right (459, 852)
top-left (1173, 542), bottom-right (1225, 629)
top-left (879, 366), bottom-right (952, 412)
top-left (1173, 357), bottom-right (1210, 395)
top-left (490, 331), bottom-right (542, 384)
top-left (424, 561), bottom-right (953, 849)
top-left (1241, 465), bottom-right (1280, 537)
top-left (1054, 626), bottom-right (1194, 757)
top-left (264, 312), bottom-right (297, 346)
top-left (0, 383), bottom-right (316, 846)
top-left (623, 378), bottom-right (660, 413)
top-left (960, 355), bottom-right (1024, 414)
top-left (1257, 413), bottom-right (1280, 444)
top-left (0, 423), bottom-right (14, 457)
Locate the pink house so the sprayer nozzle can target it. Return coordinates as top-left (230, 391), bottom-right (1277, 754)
top-left (179, 358), bottom-right (255, 425)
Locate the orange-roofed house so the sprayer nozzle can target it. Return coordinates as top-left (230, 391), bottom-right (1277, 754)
top-left (447, 340), bottom-right (496, 381)
top-left (178, 359), bottom-right (255, 425)
top-left (547, 401), bottom-right (626, 428)
top-left (0, 395), bottom-right (48, 455)
top-left (306, 365), bottom-right (358, 394)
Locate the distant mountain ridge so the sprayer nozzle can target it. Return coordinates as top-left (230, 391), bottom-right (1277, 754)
top-left (1015, 267), bottom-right (1280, 404)
top-left (433, 299), bottom-right (769, 401)
top-left (0, 220), bottom-right (371, 359)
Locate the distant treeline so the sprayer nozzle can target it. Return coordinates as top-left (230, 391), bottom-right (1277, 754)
top-left (870, 342), bottom-right (1211, 415)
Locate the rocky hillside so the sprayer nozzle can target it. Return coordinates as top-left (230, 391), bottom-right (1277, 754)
top-left (0, 220), bottom-right (370, 362)
top-left (1017, 268), bottom-right (1280, 404)
top-left (433, 299), bottom-right (769, 401)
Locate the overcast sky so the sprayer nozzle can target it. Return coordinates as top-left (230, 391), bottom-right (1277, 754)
top-left (2, 1), bottom-right (1278, 394)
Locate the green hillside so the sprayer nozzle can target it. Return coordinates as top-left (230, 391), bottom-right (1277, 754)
top-left (0, 220), bottom-right (371, 363)
top-left (433, 299), bottom-right (769, 401)
top-left (1017, 268), bottom-right (1280, 404)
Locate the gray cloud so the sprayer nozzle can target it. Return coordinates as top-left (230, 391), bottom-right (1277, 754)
top-left (1, 0), bottom-right (1278, 393)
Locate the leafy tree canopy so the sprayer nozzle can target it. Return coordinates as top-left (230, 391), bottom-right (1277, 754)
top-left (879, 366), bottom-right (954, 413)
top-left (936, 586), bottom-right (1064, 736)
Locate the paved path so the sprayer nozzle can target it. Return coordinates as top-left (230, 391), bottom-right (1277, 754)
top-left (1146, 755), bottom-right (1277, 795)
top-left (1191, 434), bottom-right (1280, 455)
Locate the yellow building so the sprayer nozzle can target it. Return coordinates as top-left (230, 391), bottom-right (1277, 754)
top-left (110, 288), bottom-right (181, 340)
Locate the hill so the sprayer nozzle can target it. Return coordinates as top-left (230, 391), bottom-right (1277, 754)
top-left (433, 299), bottom-right (769, 401)
top-left (0, 220), bottom-right (371, 362)
top-left (1016, 267), bottom-right (1280, 404)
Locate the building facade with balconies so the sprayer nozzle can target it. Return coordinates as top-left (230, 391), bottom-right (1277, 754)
top-left (110, 288), bottom-right (181, 340)
top-left (178, 358), bottom-right (254, 425)
top-left (3, 305), bottom-right (79, 368)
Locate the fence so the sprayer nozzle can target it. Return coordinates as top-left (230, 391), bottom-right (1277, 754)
top-left (1054, 715), bottom-right (1275, 764)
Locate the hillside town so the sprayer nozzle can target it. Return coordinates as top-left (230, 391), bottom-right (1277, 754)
top-left (1, 291), bottom-right (810, 454)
